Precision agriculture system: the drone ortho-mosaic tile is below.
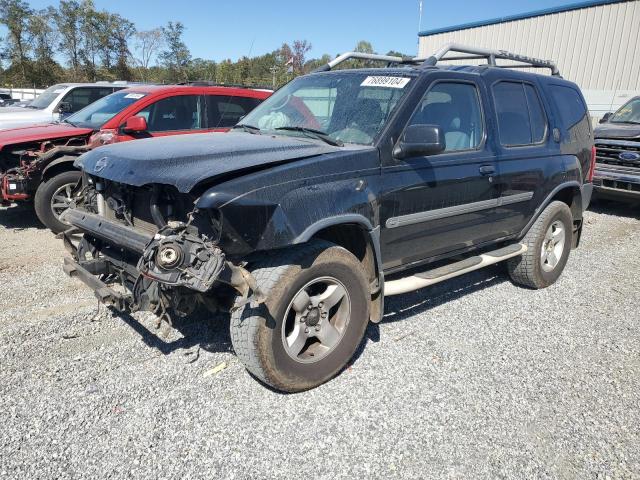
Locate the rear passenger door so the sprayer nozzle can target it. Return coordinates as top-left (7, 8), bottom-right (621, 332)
top-left (204, 95), bottom-right (263, 130)
top-left (490, 79), bottom-right (554, 236)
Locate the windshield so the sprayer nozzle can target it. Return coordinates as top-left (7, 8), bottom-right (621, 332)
top-left (239, 72), bottom-right (414, 145)
top-left (610, 98), bottom-right (640, 124)
top-left (65, 91), bottom-right (146, 129)
top-left (29, 84), bottom-right (68, 110)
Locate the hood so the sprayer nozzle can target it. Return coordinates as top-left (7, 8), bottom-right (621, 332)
top-left (0, 123), bottom-right (92, 148)
top-left (76, 131), bottom-right (347, 193)
top-left (0, 108), bottom-right (53, 131)
top-left (595, 122), bottom-right (640, 140)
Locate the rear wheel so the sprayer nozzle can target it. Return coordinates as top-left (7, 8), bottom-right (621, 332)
top-left (507, 200), bottom-right (573, 289)
top-left (230, 240), bottom-right (370, 392)
top-left (34, 170), bottom-right (81, 234)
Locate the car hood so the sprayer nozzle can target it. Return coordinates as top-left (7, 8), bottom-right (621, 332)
top-left (0, 123), bottom-right (92, 147)
top-left (0, 109), bottom-right (53, 130)
top-left (76, 131), bottom-right (349, 193)
top-left (595, 122), bottom-right (640, 140)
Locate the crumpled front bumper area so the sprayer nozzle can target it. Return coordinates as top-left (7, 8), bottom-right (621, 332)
top-left (60, 208), bottom-right (264, 314)
top-left (1, 173), bottom-right (30, 203)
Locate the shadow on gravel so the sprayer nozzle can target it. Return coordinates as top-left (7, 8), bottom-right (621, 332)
top-left (382, 265), bottom-right (506, 325)
top-left (588, 197), bottom-right (640, 219)
top-left (115, 308), bottom-right (233, 356)
top-left (0, 203), bottom-right (45, 230)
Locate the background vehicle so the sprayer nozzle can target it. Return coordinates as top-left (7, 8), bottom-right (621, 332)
top-left (593, 96), bottom-right (640, 202)
top-left (61, 44), bottom-right (594, 392)
top-left (0, 93), bottom-right (20, 107)
top-left (0, 83), bottom-right (131, 131)
top-left (0, 84), bottom-right (270, 232)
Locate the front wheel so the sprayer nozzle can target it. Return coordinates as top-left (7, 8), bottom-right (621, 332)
top-left (34, 170), bottom-right (81, 234)
top-left (230, 241), bottom-right (370, 392)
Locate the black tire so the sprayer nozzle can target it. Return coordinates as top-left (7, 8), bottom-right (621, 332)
top-left (507, 200), bottom-right (573, 289)
top-left (34, 170), bottom-right (81, 234)
top-left (230, 240), bottom-right (370, 393)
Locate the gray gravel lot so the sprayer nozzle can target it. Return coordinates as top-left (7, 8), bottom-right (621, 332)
top-left (0, 201), bottom-right (639, 479)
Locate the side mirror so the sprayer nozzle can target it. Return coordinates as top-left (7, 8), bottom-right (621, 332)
top-left (393, 124), bottom-right (446, 159)
top-left (599, 112), bottom-right (612, 124)
top-left (57, 101), bottom-right (72, 114)
top-left (123, 115), bottom-right (148, 133)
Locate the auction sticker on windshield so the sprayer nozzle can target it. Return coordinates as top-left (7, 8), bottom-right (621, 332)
top-left (361, 76), bottom-right (411, 88)
top-left (124, 93), bottom-right (146, 99)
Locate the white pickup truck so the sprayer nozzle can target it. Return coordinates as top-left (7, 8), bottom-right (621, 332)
top-left (0, 83), bottom-right (129, 130)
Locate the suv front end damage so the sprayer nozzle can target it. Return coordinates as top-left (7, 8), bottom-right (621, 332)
top-left (61, 185), bottom-right (264, 320)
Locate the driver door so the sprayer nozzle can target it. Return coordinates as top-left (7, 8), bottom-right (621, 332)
top-left (379, 78), bottom-right (503, 271)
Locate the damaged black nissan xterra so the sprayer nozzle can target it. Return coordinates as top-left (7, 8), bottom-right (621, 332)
top-left (61, 44), bottom-right (594, 392)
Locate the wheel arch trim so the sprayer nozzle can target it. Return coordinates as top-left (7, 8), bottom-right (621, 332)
top-left (520, 181), bottom-right (583, 238)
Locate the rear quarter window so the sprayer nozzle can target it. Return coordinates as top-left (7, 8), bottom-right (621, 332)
top-left (549, 84), bottom-right (591, 141)
top-left (550, 85), bottom-right (588, 128)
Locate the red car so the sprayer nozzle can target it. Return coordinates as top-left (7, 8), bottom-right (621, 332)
top-left (0, 85), bottom-right (270, 232)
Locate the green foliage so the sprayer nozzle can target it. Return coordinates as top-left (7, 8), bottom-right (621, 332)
top-left (0, 1), bottom-right (392, 89)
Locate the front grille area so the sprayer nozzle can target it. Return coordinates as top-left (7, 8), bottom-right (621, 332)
top-left (595, 141), bottom-right (640, 171)
top-left (601, 179), bottom-right (640, 193)
top-left (100, 182), bottom-right (193, 235)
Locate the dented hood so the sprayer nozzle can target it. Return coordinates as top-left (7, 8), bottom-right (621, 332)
top-left (0, 122), bottom-right (92, 148)
top-left (76, 131), bottom-right (342, 193)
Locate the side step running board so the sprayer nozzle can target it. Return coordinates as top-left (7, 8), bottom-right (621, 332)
top-left (384, 244), bottom-right (527, 296)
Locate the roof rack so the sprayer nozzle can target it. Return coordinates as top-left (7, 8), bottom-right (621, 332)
top-left (313, 52), bottom-right (411, 72)
top-left (313, 43), bottom-right (560, 77)
top-left (421, 43), bottom-right (560, 76)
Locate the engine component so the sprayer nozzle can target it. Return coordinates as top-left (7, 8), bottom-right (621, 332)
top-left (138, 223), bottom-right (226, 293)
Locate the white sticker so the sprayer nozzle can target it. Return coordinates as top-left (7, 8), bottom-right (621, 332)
top-left (361, 76), bottom-right (411, 89)
top-left (124, 93), bottom-right (146, 99)
top-left (9, 183), bottom-right (16, 190)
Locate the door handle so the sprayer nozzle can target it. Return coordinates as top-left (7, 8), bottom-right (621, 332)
top-left (479, 165), bottom-right (495, 175)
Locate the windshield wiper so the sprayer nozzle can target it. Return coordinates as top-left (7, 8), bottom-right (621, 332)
top-left (232, 124), bottom-right (261, 134)
top-left (613, 120), bottom-right (640, 125)
top-left (275, 126), bottom-right (344, 147)
top-left (64, 119), bottom-right (77, 127)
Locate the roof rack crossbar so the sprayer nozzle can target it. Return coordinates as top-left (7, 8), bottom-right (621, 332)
top-left (422, 43), bottom-right (560, 76)
top-left (312, 43), bottom-right (560, 77)
top-left (313, 52), bottom-right (406, 72)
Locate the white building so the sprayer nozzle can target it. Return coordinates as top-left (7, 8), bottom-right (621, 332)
top-left (418, 0), bottom-right (640, 120)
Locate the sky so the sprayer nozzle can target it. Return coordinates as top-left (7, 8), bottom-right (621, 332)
top-left (24, 0), bottom-right (578, 61)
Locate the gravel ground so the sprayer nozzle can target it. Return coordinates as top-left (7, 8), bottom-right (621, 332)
top-left (0, 200), bottom-right (638, 479)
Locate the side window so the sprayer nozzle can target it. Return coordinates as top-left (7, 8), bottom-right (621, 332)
top-left (493, 81), bottom-right (548, 147)
top-left (524, 84), bottom-right (547, 143)
top-left (408, 82), bottom-right (484, 152)
top-left (61, 87), bottom-right (113, 113)
top-left (550, 85), bottom-right (589, 130)
top-left (135, 95), bottom-right (202, 132)
top-left (206, 96), bottom-right (263, 128)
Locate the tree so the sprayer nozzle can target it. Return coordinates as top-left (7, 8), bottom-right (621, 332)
top-left (159, 21), bottom-right (191, 82)
top-left (29, 7), bottom-right (63, 86)
top-left (132, 28), bottom-right (164, 81)
top-left (291, 40), bottom-right (311, 74)
top-left (0, 0), bottom-right (34, 84)
top-left (55, 0), bottom-right (84, 80)
top-left (110, 14), bottom-right (135, 80)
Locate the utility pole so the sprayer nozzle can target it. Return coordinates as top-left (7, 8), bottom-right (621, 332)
top-left (418, 0), bottom-right (424, 54)
top-left (270, 65), bottom-right (278, 90)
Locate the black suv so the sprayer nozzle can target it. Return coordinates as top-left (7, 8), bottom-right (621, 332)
top-left (61, 44), bottom-right (594, 392)
top-left (593, 96), bottom-right (640, 202)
